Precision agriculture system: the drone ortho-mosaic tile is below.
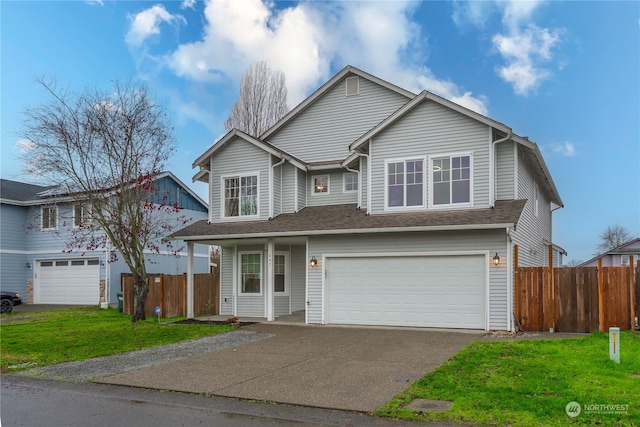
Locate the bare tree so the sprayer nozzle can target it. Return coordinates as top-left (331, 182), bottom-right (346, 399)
top-left (596, 224), bottom-right (631, 255)
top-left (21, 78), bottom-right (185, 322)
top-left (224, 61), bottom-right (289, 138)
top-left (564, 259), bottom-right (583, 267)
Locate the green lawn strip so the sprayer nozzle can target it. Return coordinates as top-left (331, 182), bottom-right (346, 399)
top-left (376, 331), bottom-right (639, 426)
top-left (1, 307), bottom-right (233, 373)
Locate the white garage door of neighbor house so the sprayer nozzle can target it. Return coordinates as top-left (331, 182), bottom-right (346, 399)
top-left (326, 254), bottom-right (486, 329)
top-left (36, 259), bottom-right (100, 304)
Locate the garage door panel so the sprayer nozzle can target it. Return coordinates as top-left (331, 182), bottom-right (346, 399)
top-left (37, 259), bottom-right (100, 304)
top-left (327, 255), bottom-right (485, 329)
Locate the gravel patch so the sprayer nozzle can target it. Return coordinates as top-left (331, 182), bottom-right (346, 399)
top-left (16, 329), bottom-right (271, 383)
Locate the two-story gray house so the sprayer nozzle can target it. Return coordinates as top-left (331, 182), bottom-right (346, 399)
top-left (171, 66), bottom-right (564, 331)
top-left (0, 172), bottom-right (210, 305)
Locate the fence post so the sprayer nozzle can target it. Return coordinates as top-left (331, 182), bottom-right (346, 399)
top-left (598, 258), bottom-right (604, 332)
top-left (630, 256), bottom-right (636, 330)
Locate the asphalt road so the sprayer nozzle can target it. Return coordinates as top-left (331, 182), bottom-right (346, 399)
top-left (1, 376), bottom-right (451, 427)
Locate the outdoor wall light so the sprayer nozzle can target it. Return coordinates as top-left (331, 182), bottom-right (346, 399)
top-left (493, 253), bottom-right (501, 266)
top-left (25, 262), bottom-right (31, 269)
top-left (309, 256), bottom-right (318, 268)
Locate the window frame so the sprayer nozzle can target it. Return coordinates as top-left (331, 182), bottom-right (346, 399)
top-left (41, 205), bottom-right (58, 230)
top-left (238, 251), bottom-right (262, 296)
top-left (428, 152), bottom-right (473, 209)
top-left (273, 252), bottom-right (290, 296)
top-left (221, 173), bottom-right (260, 219)
top-left (343, 172), bottom-right (358, 193)
top-left (312, 174), bottom-right (330, 195)
top-left (73, 204), bottom-right (89, 228)
top-left (384, 157), bottom-right (426, 211)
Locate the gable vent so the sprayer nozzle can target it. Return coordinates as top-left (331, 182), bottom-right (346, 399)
top-left (345, 76), bottom-right (359, 96)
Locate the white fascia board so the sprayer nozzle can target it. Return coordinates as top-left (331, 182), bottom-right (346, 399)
top-left (192, 129), bottom-right (283, 169)
top-left (306, 163), bottom-right (342, 171)
top-left (193, 169), bottom-right (209, 183)
top-left (172, 223), bottom-right (513, 242)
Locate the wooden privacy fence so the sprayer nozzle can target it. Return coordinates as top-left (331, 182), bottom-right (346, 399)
top-left (515, 262), bottom-right (638, 333)
top-left (122, 272), bottom-right (219, 318)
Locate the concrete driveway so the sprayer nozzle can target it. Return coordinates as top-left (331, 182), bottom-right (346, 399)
top-left (98, 323), bottom-right (479, 412)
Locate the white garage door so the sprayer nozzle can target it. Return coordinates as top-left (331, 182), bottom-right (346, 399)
top-left (36, 259), bottom-right (100, 304)
top-left (326, 254), bottom-right (486, 329)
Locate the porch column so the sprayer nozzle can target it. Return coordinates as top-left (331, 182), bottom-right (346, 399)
top-left (266, 239), bottom-right (275, 321)
top-left (187, 241), bottom-right (194, 319)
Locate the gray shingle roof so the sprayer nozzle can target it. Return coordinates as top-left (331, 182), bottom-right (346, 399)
top-left (0, 179), bottom-right (54, 202)
top-left (170, 199), bottom-right (526, 241)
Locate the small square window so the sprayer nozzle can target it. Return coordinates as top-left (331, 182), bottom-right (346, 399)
top-left (313, 175), bottom-right (329, 194)
top-left (343, 173), bottom-right (358, 192)
top-left (41, 206), bottom-right (57, 230)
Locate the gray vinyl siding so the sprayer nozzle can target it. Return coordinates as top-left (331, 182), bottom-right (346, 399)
top-left (369, 101), bottom-right (491, 213)
top-left (511, 146), bottom-right (552, 266)
top-left (153, 177), bottom-right (207, 213)
top-left (495, 141), bottom-right (516, 200)
top-left (273, 158), bottom-right (282, 217)
top-left (0, 204), bottom-right (30, 294)
top-left (297, 169), bottom-right (306, 211)
top-left (209, 137), bottom-right (270, 221)
top-left (220, 246), bottom-right (234, 315)
top-left (307, 169), bottom-right (358, 207)
top-left (266, 76), bottom-right (410, 163)
top-left (307, 229), bottom-right (510, 330)
top-left (290, 244), bottom-right (306, 311)
top-left (279, 162), bottom-right (296, 213)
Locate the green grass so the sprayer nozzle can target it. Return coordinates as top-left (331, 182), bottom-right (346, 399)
top-left (0, 307), bottom-right (233, 373)
top-left (377, 331), bottom-right (640, 426)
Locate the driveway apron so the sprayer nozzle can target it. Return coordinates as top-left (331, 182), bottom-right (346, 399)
top-left (97, 324), bottom-right (479, 412)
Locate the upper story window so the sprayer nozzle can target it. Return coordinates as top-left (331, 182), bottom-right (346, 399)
top-left (386, 158), bottom-right (425, 209)
top-left (73, 204), bottom-right (89, 227)
top-left (432, 154), bottom-right (471, 206)
top-left (224, 174), bottom-right (258, 218)
top-left (343, 172), bottom-right (358, 192)
top-left (313, 175), bottom-right (329, 194)
top-left (41, 206), bottom-right (57, 230)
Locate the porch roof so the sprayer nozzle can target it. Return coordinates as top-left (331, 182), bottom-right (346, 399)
top-left (169, 199), bottom-right (527, 241)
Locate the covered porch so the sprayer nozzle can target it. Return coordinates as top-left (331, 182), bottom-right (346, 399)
top-left (183, 236), bottom-right (309, 323)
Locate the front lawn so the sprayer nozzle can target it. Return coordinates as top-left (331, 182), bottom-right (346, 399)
top-left (377, 331), bottom-right (639, 426)
top-left (0, 307), bottom-right (233, 373)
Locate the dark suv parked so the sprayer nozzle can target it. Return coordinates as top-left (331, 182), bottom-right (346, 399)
top-left (1, 291), bottom-right (22, 313)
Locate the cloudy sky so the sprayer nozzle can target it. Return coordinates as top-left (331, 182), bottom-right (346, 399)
top-left (1, 0), bottom-right (638, 263)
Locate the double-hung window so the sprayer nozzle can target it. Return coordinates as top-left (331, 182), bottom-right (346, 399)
top-left (240, 253), bottom-right (261, 294)
top-left (386, 158), bottom-right (424, 209)
top-left (224, 174), bottom-right (258, 217)
top-left (73, 204), bottom-right (89, 227)
top-left (432, 154), bottom-right (471, 206)
top-left (41, 206), bottom-right (57, 230)
top-left (343, 172), bottom-right (358, 192)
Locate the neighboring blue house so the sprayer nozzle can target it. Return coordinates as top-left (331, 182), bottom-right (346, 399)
top-left (0, 172), bottom-right (209, 305)
top-left (171, 65), bottom-right (565, 331)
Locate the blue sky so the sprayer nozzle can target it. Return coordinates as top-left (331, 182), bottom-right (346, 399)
top-left (1, 0), bottom-right (638, 263)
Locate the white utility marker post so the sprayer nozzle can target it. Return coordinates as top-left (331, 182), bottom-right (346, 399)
top-left (609, 327), bottom-right (620, 364)
top-left (186, 242), bottom-right (194, 319)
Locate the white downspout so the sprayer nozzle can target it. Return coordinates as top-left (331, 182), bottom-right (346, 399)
top-left (187, 242), bottom-right (194, 319)
top-left (506, 227), bottom-right (514, 332)
top-left (490, 129), bottom-right (512, 206)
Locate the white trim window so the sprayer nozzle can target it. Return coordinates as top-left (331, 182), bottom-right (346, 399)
top-left (73, 204), bottom-right (89, 228)
top-left (274, 252), bottom-right (289, 295)
top-left (223, 174), bottom-right (258, 218)
top-left (41, 206), bottom-right (57, 230)
top-left (239, 252), bottom-right (261, 295)
top-left (343, 172), bottom-right (358, 192)
top-left (385, 158), bottom-right (425, 209)
top-left (431, 154), bottom-right (472, 207)
top-left (313, 175), bottom-right (329, 194)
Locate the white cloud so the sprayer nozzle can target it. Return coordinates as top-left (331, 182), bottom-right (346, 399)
top-left (161, 0), bottom-right (488, 115)
top-left (15, 139), bottom-right (36, 153)
top-left (452, 0), bottom-right (563, 96)
top-left (551, 141), bottom-right (576, 157)
top-left (125, 5), bottom-right (185, 48)
top-left (181, 0), bottom-right (196, 9)
top-left (494, 24), bottom-right (561, 95)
